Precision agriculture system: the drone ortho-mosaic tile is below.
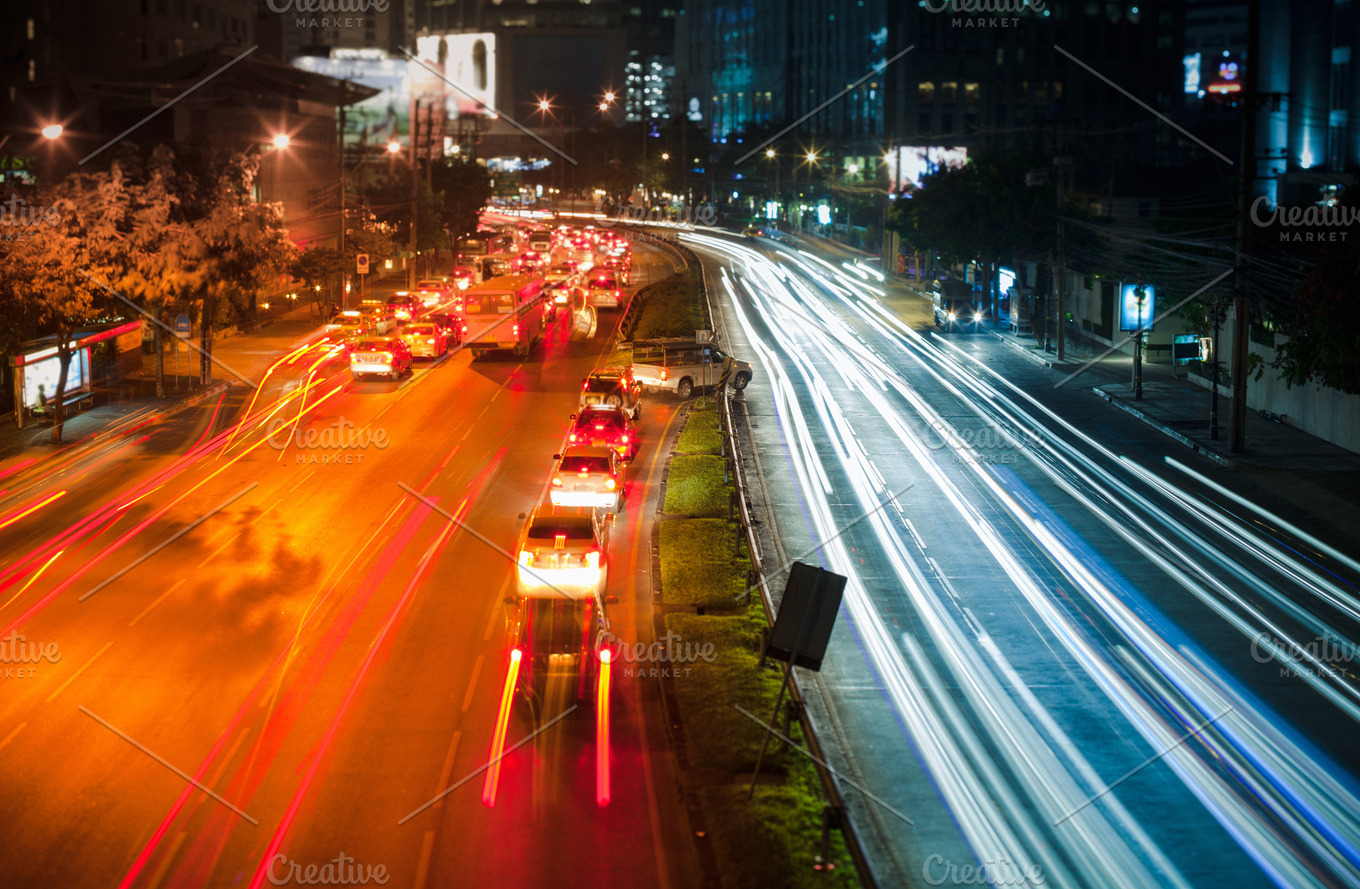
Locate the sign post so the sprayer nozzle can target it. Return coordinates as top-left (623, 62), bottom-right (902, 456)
top-left (356, 254), bottom-right (369, 304)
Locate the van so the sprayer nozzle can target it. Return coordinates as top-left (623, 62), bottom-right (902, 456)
top-left (932, 279), bottom-right (983, 331)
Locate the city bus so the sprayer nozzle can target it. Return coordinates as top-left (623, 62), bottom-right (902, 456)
top-left (462, 274), bottom-right (548, 358)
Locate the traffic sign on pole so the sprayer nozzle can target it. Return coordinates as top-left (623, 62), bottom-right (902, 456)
top-left (356, 254), bottom-right (370, 275)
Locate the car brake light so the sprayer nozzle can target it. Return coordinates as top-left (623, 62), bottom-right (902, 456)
top-left (661, 369), bottom-right (668, 381)
top-left (518, 551), bottom-right (533, 566)
top-left (552, 477), bottom-right (562, 487)
top-left (585, 551), bottom-right (599, 569)
top-left (426, 338), bottom-right (435, 344)
top-left (513, 323), bottom-right (519, 336)
top-left (605, 477), bottom-right (616, 491)
top-left (554, 533), bottom-right (567, 550)
top-left (578, 470), bottom-right (589, 478)
top-left (570, 433), bottom-right (578, 442)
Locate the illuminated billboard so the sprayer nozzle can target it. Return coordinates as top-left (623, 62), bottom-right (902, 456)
top-left (414, 33), bottom-right (497, 119)
top-left (886, 146), bottom-right (968, 192)
top-left (291, 55), bottom-right (410, 149)
top-left (1118, 283), bottom-right (1157, 332)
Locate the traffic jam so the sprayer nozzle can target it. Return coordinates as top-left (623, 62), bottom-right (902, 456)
top-left (316, 219), bottom-right (644, 807)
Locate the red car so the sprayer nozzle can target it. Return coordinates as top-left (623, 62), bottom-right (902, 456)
top-left (567, 405), bottom-right (637, 461)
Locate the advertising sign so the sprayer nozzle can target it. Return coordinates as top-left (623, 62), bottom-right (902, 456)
top-left (1119, 283), bottom-right (1156, 332)
top-left (413, 33), bottom-right (497, 120)
top-left (22, 349), bottom-right (89, 411)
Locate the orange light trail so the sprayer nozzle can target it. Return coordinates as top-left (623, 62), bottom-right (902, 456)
top-left (482, 648), bottom-right (523, 808)
top-left (0, 489), bottom-right (67, 532)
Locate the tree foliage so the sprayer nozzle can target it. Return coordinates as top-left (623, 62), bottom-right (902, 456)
top-left (430, 158), bottom-right (492, 256)
top-left (1269, 237), bottom-right (1360, 394)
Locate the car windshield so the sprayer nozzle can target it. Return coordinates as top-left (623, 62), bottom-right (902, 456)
top-left (559, 455), bottom-right (612, 473)
top-left (526, 518), bottom-right (596, 540)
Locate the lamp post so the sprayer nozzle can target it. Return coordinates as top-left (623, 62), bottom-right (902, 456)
top-left (1210, 299), bottom-right (1225, 439)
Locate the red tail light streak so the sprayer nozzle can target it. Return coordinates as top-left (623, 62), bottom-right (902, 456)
top-left (596, 647), bottom-right (612, 807)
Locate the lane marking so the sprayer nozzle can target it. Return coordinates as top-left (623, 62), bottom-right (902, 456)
top-left (461, 655), bottom-right (485, 713)
top-left (129, 578), bottom-right (188, 626)
top-left (46, 641), bottom-right (114, 702)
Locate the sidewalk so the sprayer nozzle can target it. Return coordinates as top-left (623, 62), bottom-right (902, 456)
top-left (888, 275), bottom-right (1360, 472)
top-left (987, 318), bottom-right (1360, 472)
top-left (0, 293), bottom-right (356, 480)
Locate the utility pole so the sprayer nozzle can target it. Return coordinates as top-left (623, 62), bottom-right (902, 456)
top-left (338, 81), bottom-right (349, 308)
top-left (408, 98), bottom-right (420, 289)
top-left (1230, 0), bottom-right (1260, 453)
top-left (1055, 128), bottom-right (1069, 361)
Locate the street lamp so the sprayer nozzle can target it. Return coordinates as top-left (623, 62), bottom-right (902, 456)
top-left (272, 133), bottom-right (290, 150)
top-left (41, 124), bottom-right (63, 140)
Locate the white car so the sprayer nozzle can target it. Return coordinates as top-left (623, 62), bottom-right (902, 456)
top-left (550, 446), bottom-right (625, 513)
top-left (515, 508), bottom-right (610, 599)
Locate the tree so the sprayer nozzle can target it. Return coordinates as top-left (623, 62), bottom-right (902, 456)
top-left (430, 158), bottom-right (492, 259)
top-left (1268, 238), bottom-right (1360, 394)
top-left (5, 173), bottom-right (127, 443)
top-left (292, 247), bottom-right (346, 316)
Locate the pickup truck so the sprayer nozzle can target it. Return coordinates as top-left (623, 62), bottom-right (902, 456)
top-left (630, 338), bottom-right (753, 399)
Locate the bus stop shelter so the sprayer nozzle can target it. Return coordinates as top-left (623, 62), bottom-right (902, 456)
top-left (9, 320), bottom-right (143, 428)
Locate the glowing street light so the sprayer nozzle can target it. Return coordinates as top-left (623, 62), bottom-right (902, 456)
top-left (41, 124), bottom-right (63, 140)
top-left (766, 148), bottom-right (776, 159)
top-left (386, 140), bottom-right (401, 154)
top-left (272, 133), bottom-right (290, 150)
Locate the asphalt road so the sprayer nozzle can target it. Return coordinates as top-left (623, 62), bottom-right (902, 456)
top-left (0, 244), bottom-right (702, 888)
top-left (683, 229), bottom-right (1360, 889)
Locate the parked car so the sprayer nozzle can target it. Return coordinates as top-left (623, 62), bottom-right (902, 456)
top-left (349, 336), bottom-right (413, 381)
top-left (550, 446), bottom-right (625, 513)
top-left (630, 337), bottom-right (753, 398)
top-left (400, 322), bottom-right (449, 359)
top-left (580, 368), bottom-right (641, 420)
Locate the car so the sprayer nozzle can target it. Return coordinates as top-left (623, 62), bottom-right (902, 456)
top-left (550, 446), bottom-right (625, 513)
top-left (630, 337), bottom-right (754, 398)
top-left (330, 310), bottom-right (370, 342)
top-left (515, 506), bottom-right (611, 600)
top-left (515, 251), bottom-right (546, 274)
top-left (359, 302), bottom-right (398, 334)
top-left (451, 267), bottom-right (475, 290)
top-left (400, 322), bottom-right (449, 359)
top-left (425, 312), bottom-right (464, 345)
top-left (414, 279), bottom-right (452, 309)
top-left (349, 336), bottom-right (413, 381)
top-left (567, 405), bottom-right (637, 461)
top-left (742, 226), bottom-right (764, 240)
top-left (586, 270), bottom-right (623, 310)
top-left (580, 368), bottom-right (641, 420)
top-left (545, 264), bottom-right (579, 285)
top-left (386, 293), bottom-right (422, 322)
top-left (602, 254), bottom-right (631, 285)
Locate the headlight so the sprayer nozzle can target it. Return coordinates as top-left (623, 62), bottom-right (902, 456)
top-left (947, 311), bottom-right (957, 322)
top-left (973, 312), bottom-right (983, 323)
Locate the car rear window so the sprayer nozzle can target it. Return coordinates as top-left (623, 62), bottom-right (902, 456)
top-left (406, 325), bottom-right (436, 334)
top-left (590, 276), bottom-right (617, 288)
top-left (559, 455), bottom-right (612, 473)
top-left (576, 412), bottom-right (625, 429)
top-left (464, 292), bottom-right (514, 314)
top-left (583, 379), bottom-right (622, 393)
top-left (527, 518), bottom-right (596, 540)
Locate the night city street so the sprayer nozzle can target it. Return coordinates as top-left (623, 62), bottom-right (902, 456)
top-left (4, 2), bottom-right (1360, 888)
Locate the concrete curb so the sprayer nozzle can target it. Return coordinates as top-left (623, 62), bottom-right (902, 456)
top-left (987, 328), bottom-right (1054, 368)
top-left (1091, 387), bottom-right (1240, 469)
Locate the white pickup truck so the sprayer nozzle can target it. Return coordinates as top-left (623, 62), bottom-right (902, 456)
top-left (630, 338), bottom-right (753, 399)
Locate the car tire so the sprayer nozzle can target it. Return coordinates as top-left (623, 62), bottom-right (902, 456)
top-left (733, 373), bottom-right (751, 391)
top-left (606, 394), bottom-right (622, 407)
top-left (676, 378), bottom-right (694, 399)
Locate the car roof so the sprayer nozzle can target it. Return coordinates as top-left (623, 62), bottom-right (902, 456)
top-left (559, 445), bottom-right (614, 461)
top-left (353, 337), bottom-right (399, 346)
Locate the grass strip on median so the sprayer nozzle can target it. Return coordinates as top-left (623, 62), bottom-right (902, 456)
top-left (656, 402), bottom-right (862, 889)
